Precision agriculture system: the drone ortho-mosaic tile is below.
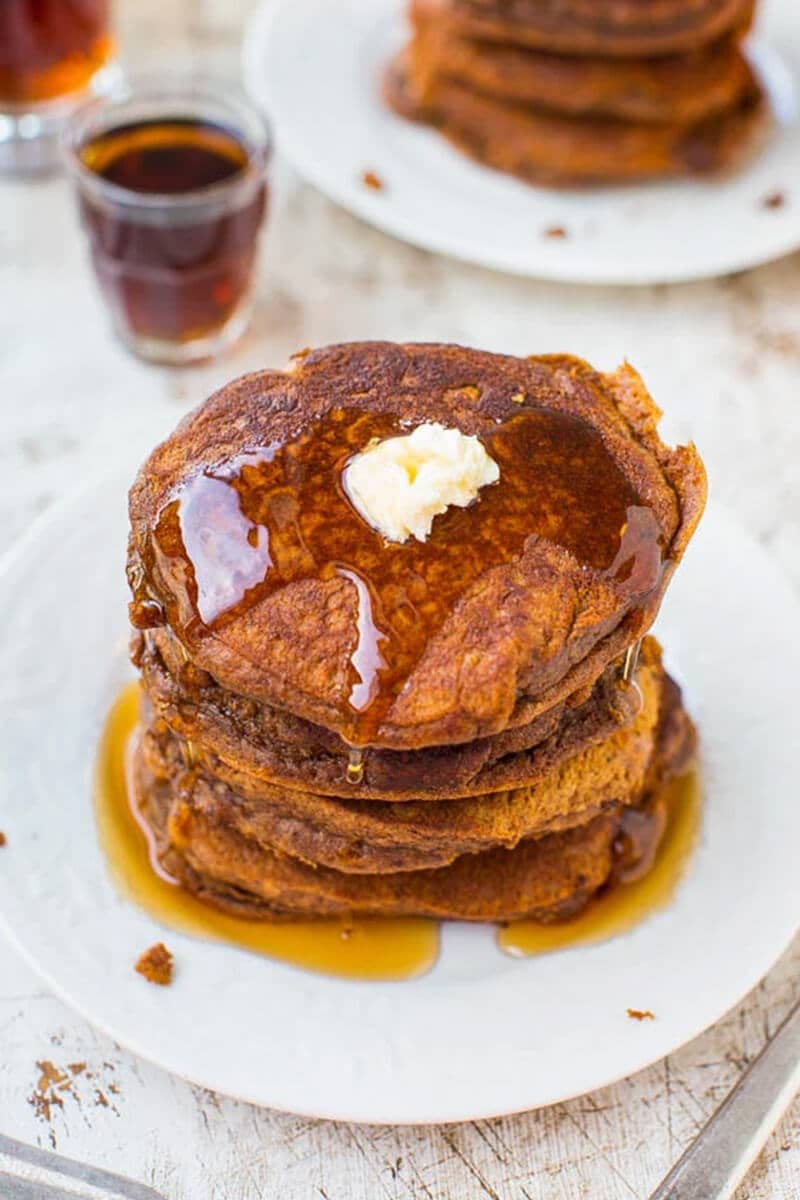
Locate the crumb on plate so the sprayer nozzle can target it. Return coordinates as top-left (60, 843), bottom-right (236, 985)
top-left (627, 1007), bottom-right (655, 1021)
top-left (135, 942), bottom-right (174, 986)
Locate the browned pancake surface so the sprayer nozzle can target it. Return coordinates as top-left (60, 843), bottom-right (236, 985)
top-left (129, 345), bottom-right (705, 749)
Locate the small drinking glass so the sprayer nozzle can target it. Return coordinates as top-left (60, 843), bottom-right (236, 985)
top-left (0, 0), bottom-right (118, 174)
top-left (64, 77), bottom-right (272, 365)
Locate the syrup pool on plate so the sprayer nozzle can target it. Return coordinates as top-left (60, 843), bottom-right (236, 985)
top-left (94, 682), bottom-right (440, 982)
top-left (498, 770), bottom-right (701, 958)
top-left (95, 683), bottom-right (700, 978)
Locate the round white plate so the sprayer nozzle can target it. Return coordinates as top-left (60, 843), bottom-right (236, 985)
top-left (242, 0), bottom-right (800, 285)
top-left (0, 479), bottom-right (799, 1123)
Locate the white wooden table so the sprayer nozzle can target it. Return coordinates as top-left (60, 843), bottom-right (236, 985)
top-left (1, 2), bottom-right (798, 1196)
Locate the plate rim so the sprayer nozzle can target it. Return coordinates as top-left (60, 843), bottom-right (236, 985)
top-left (0, 477), bottom-right (799, 1123)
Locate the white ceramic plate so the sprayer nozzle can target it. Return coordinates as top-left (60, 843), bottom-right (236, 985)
top-left (0, 479), bottom-right (799, 1123)
top-left (242, 0), bottom-right (800, 285)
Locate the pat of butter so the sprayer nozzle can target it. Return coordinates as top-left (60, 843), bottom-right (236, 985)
top-left (344, 422), bottom-right (499, 543)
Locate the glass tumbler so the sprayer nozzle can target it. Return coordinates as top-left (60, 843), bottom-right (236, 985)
top-left (0, 0), bottom-right (117, 174)
top-left (64, 77), bottom-right (272, 365)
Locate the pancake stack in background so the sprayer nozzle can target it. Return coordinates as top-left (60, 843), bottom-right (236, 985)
top-left (127, 342), bottom-right (706, 923)
top-left (386, 0), bottom-right (768, 185)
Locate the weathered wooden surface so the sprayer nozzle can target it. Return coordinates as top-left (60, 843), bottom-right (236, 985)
top-left (1, 2), bottom-right (798, 1196)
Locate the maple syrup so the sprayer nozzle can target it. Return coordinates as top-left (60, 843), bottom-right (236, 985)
top-left (95, 683), bottom-right (440, 982)
top-left (142, 407), bottom-right (665, 746)
top-left (498, 769), bottom-right (701, 958)
top-left (0, 0), bottom-right (113, 105)
top-left (76, 117), bottom-right (268, 351)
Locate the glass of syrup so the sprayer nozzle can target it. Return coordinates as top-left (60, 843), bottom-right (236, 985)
top-left (64, 77), bottom-right (272, 365)
top-left (0, 0), bottom-right (117, 174)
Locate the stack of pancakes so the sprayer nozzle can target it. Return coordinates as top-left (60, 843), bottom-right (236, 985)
top-left (386, 0), bottom-right (767, 185)
top-left (127, 343), bottom-right (706, 923)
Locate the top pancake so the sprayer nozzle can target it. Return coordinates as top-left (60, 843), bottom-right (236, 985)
top-left (421, 0), bottom-right (755, 57)
top-left (407, 9), bottom-right (755, 125)
top-left (128, 343), bottom-right (706, 749)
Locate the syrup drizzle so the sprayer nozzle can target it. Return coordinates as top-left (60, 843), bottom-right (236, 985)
top-left (142, 407), bottom-right (665, 745)
top-left (346, 748), bottom-right (365, 785)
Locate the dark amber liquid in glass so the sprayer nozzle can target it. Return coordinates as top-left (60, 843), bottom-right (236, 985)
top-left (79, 118), bottom-right (267, 345)
top-left (0, 0), bottom-right (112, 104)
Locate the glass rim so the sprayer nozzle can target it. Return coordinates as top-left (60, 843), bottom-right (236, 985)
top-left (62, 72), bottom-right (273, 211)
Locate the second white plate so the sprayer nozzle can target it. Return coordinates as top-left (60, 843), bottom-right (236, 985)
top-left (243, 0), bottom-right (800, 284)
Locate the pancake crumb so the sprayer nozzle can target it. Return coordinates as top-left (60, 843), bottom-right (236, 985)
top-left (762, 190), bottom-right (786, 210)
top-left (135, 942), bottom-right (174, 986)
top-left (544, 226), bottom-right (568, 239)
top-left (627, 1007), bottom-right (655, 1021)
top-left (0, 831), bottom-right (6, 846)
top-left (362, 170), bottom-right (385, 191)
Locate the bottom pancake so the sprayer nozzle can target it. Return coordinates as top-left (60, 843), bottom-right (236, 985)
top-left (386, 53), bottom-right (768, 185)
top-left (130, 673), bottom-right (695, 923)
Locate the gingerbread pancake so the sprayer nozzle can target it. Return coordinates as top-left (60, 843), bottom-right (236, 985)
top-left (138, 639), bottom-right (672, 874)
top-left (386, 53), bottom-right (767, 186)
top-left (407, 10), bottom-right (754, 124)
top-left (136, 626), bottom-right (644, 800)
top-left (128, 344), bottom-right (705, 750)
top-left (413, 0), bottom-right (755, 57)
top-left (130, 663), bottom-right (695, 921)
